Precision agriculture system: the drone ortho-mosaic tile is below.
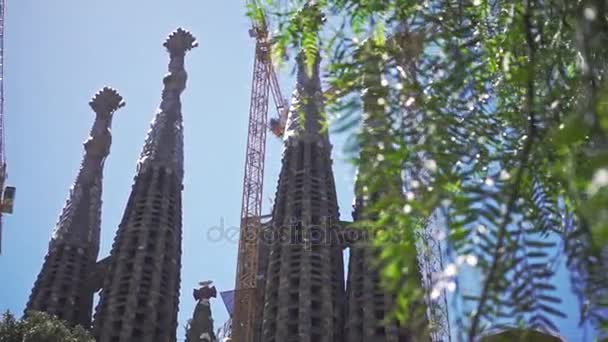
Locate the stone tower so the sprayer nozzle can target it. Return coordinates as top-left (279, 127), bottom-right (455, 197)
top-left (93, 28), bottom-right (197, 342)
top-left (345, 45), bottom-right (427, 341)
top-left (261, 52), bottom-right (345, 342)
top-left (26, 87), bottom-right (124, 327)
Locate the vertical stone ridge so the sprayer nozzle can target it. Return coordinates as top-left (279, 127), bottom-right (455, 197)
top-left (261, 51), bottom-right (345, 342)
top-left (93, 28), bottom-right (196, 342)
top-left (26, 87), bottom-right (124, 328)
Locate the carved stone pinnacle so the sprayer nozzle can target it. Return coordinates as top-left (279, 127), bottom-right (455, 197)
top-left (163, 28), bottom-right (198, 55)
top-left (89, 87), bottom-right (125, 116)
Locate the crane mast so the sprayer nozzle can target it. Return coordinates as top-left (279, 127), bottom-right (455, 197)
top-left (233, 31), bottom-right (270, 342)
top-left (0, 0), bottom-right (6, 254)
top-left (233, 2), bottom-right (287, 341)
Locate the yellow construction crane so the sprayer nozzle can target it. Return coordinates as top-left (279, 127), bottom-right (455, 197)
top-left (232, 0), bottom-right (287, 341)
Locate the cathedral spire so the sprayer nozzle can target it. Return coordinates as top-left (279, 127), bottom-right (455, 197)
top-left (137, 28), bottom-right (197, 182)
top-left (261, 50), bottom-right (345, 342)
top-left (27, 87), bottom-right (124, 327)
top-left (54, 87), bottom-right (124, 246)
top-left (93, 28), bottom-right (196, 342)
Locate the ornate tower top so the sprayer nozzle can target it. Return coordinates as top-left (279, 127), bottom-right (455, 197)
top-left (163, 28), bottom-right (198, 55)
top-left (89, 87), bottom-right (125, 117)
top-left (51, 87), bottom-right (123, 246)
top-left (137, 28), bottom-right (197, 182)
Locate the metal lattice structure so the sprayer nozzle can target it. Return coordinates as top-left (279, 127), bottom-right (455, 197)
top-left (217, 319), bottom-right (232, 341)
top-left (0, 0), bottom-right (7, 254)
top-left (232, 2), bottom-right (286, 341)
top-left (0, 0), bottom-right (5, 172)
top-left (417, 213), bottom-right (452, 342)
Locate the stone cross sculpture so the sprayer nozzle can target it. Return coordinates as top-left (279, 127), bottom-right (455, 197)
top-left (186, 281), bottom-right (218, 342)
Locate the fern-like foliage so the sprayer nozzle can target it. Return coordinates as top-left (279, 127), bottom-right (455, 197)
top-left (256, 0), bottom-right (608, 340)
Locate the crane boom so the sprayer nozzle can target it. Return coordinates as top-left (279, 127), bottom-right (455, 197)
top-left (233, 2), bottom-right (287, 340)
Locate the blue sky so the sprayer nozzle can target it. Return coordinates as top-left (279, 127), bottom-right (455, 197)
top-left (0, 1), bottom-right (596, 341)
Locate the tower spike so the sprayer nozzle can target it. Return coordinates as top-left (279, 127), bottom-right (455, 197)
top-left (282, 53), bottom-right (328, 143)
top-left (93, 29), bottom-right (196, 342)
top-left (261, 50), bottom-right (345, 342)
top-left (136, 28), bottom-right (196, 182)
top-left (26, 87), bottom-right (124, 327)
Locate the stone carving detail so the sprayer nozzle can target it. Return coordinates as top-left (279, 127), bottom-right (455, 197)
top-left (137, 28), bottom-right (197, 182)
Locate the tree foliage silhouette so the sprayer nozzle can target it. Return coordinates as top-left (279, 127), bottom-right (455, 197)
top-left (0, 311), bottom-right (93, 342)
top-left (251, 0), bottom-right (608, 340)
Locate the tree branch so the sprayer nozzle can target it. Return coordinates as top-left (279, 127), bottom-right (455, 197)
top-left (468, 0), bottom-right (538, 339)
